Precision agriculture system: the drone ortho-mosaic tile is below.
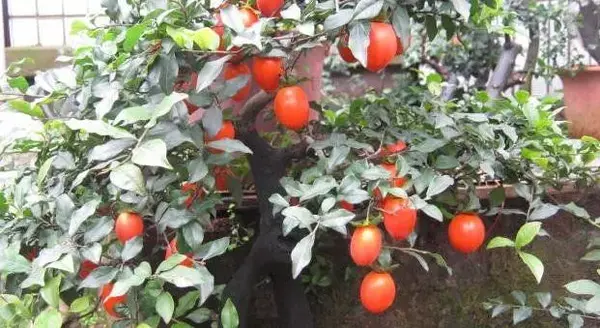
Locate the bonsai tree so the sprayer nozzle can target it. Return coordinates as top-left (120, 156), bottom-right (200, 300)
top-left (0, 0), bottom-right (598, 327)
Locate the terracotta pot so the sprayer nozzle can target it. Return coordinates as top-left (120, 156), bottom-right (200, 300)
top-left (560, 66), bottom-right (600, 138)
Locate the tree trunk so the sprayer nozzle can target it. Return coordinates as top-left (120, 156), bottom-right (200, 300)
top-left (578, 1), bottom-right (600, 64)
top-left (486, 38), bottom-right (522, 98)
top-left (221, 93), bottom-right (314, 328)
top-left (522, 17), bottom-right (540, 93)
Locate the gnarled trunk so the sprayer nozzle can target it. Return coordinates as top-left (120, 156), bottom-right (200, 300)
top-left (221, 92), bottom-right (313, 328)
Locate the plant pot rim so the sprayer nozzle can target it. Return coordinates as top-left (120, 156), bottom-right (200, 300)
top-left (558, 65), bottom-right (600, 76)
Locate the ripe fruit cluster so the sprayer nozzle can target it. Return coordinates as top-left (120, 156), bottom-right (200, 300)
top-left (337, 22), bottom-right (408, 72)
top-left (348, 166), bottom-right (486, 314)
top-left (210, 5), bottom-right (310, 131)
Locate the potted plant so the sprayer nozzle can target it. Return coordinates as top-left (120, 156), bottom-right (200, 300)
top-left (556, 0), bottom-right (600, 137)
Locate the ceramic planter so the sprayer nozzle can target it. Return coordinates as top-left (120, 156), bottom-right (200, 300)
top-left (560, 66), bottom-right (600, 138)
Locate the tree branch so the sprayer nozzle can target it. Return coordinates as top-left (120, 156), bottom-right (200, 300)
top-left (239, 91), bottom-right (274, 134)
top-left (486, 37), bottom-right (522, 98)
top-left (522, 15), bottom-right (540, 92)
top-left (422, 57), bottom-right (450, 79)
top-left (282, 138), bottom-right (310, 163)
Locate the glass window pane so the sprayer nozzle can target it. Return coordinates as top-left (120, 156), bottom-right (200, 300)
top-left (88, 0), bottom-right (103, 13)
top-left (64, 17), bottom-right (85, 46)
top-left (8, 0), bottom-right (37, 16)
top-left (64, 0), bottom-right (87, 15)
top-left (38, 0), bottom-right (64, 15)
top-left (10, 19), bottom-right (39, 46)
top-left (38, 19), bottom-right (64, 46)
top-left (94, 16), bottom-right (110, 26)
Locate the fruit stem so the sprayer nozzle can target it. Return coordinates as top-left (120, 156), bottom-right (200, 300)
top-left (365, 200), bottom-right (373, 225)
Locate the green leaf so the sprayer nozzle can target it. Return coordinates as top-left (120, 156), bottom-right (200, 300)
top-left (84, 217), bottom-right (114, 244)
top-left (156, 54), bottom-right (179, 94)
top-left (37, 156), bottom-right (55, 187)
top-left (564, 279), bottom-right (600, 295)
top-left (64, 119), bottom-right (136, 139)
top-left (9, 99), bottom-right (44, 118)
top-left (512, 306), bottom-right (532, 325)
top-left (518, 251), bottom-right (544, 283)
top-left (320, 209), bottom-right (355, 230)
top-left (425, 175), bottom-right (454, 199)
top-left (353, 0), bottom-right (384, 20)
top-left (149, 92), bottom-right (189, 127)
top-left (167, 26), bottom-right (194, 49)
top-left (8, 76), bottom-right (29, 92)
top-left (268, 194), bottom-right (290, 207)
top-left (47, 254), bottom-right (75, 273)
top-left (41, 275), bottom-right (61, 308)
top-left (585, 295), bottom-right (600, 314)
top-left (196, 56), bottom-right (231, 92)
top-left (132, 139), bottom-right (173, 169)
top-left (110, 163), bottom-right (147, 195)
top-left (301, 176), bottom-right (338, 202)
top-left (424, 15), bottom-right (437, 41)
top-left (489, 187), bottom-right (505, 207)
top-left (114, 106), bottom-right (153, 125)
top-left (515, 90), bottom-right (530, 105)
top-left (391, 7), bottom-right (410, 49)
top-left (221, 299), bottom-right (239, 328)
top-left (158, 265), bottom-right (212, 288)
top-left (487, 237), bottom-right (515, 249)
top-left (567, 314), bottom-right (584, 328)
top-left (182, 222), bottom-right (205, 251)
top-left (491, 304), bottom-right (510, 318)
top-left (321, 197), bottom-right (336, 213)
top-left (529, 203), bottom-right (560, 221)
top-left (68, 199), bottom-right (101, 236)
top-left (291, 232), bottom-right (316, 278)
top-left (361, 166), bottom-right (391, 180)
top-left (88, 139), bottom-right (136, 162)
top-left (122, 237), bottom-right (144, 262)
top-left (124, 23), bottom-right (147, 52)
top-left (323, 9), bottom-right (353, 31)
top-left (193, 27), bottom-right (220, 50)
top-left (194, 237), bottom-right (230, 261)
top-left (156, 292), bottom-right (175, 324)
top-left (413, 138), bottom-right (447, 153)
top-left (188, 157), bottom-right (209, 182)
top-left (206, 139), bottom-right (253, 154)
top-left (441, 15), bottom-right (456, 39)
top-left (348, 21), bottom-right (370, 68)
top-left (156, 254), bottom-right (188, 273)
top-left (160, 208), bottom-right (194, 230)
top-left (69, 296), bottom-right (91, 313)
top-left (70, 19), bottom-right (91, 34)
top-left (535, 292), bottom-right (552, 308)
top-left (186, 308), bottom-right (212, 323)
top-left (175, 291), bottom-right (200, 317)
top-left (515, 222), bottom-right (542, 249)
top-left (582, 249), bottom-right (600, 261)
top-left (422, 204), bottom-right (443, 222)
top-left (33, 307), bottom-right (62, 328)
top-left (451, 0), bottom-right (471, 20)
top-left (282, 206), bottom-right (317, 228)
top-left (563, 202), bottom-right (591, 219)
top-left (80, 266), bottom-right (119, 288)
top-left (281, 3), bottom-right (302, 20)
top-left (327, 146), bottom-right (350, 171)
top-left (434, 155), bottom-right (459, 169)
